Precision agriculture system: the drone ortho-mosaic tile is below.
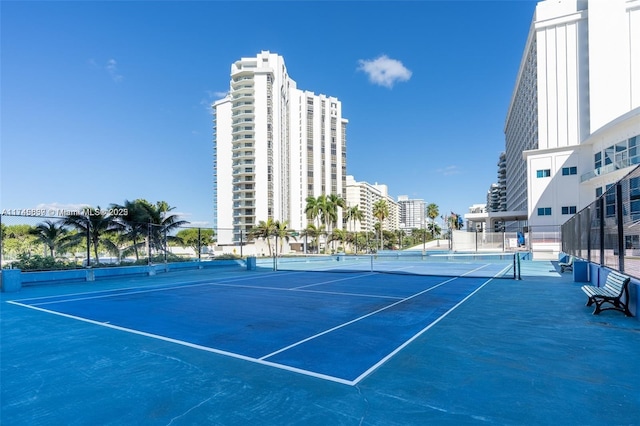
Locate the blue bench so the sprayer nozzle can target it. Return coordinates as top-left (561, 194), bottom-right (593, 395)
top-left (581, 270), bottom-right (632, 316)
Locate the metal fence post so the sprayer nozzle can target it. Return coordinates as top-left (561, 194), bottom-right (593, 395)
top-left (599, 196), bottom-right (605, 266)
top-left (587, 206), bottom-right (591, 263)
top-left (616, 183), bottom-right (625, 272)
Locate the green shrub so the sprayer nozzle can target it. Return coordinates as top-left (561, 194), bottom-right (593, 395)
top-left (9, 253), bottom-right (80, 271)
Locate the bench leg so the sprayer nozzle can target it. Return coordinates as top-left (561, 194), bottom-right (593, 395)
top-left (591, 297), bottom-right (633, 317)
top-left (592, 300), bottom-right (603, 315)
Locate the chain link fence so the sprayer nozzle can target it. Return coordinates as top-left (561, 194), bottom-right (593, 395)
top-left (1, 212), bottom-right (472, 272)
top-left (450, 230), bottom-right (527, 252)
top-left (562, 165), bottom-right (640, 278)
top-left (0, 213), bottom-right (386, 271)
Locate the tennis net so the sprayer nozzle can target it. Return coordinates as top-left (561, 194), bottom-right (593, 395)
top-left (269, 252), bottom-right (525, 279)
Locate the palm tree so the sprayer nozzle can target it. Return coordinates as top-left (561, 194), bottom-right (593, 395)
top-left (395, 229), bottom-right (405, 250)
top-left (301, 223), bottom-right (320, 254)
top-left (372, 199), bottom-right (389, 251)
top-left (249, 218), bottom-right (277, 256)
top-left (345, 205), bottom-right (364, 233)
top-left (305, 195), bottom-right (325, 231)
top-left (274, 220), bottom-right (296, 256)
top-left (344, 205), bottom-right (364, 254)
top-left (426, 203), bottom-right (440, 239)
top-left (427, 222), bottom-right (442, 240)
top-left (328, 229), bottom-right (347, 253)
top-left (139, 200), bottom-right (189, 254)
top-left (326, 194), bottom-right (346, 232)
top-left (111, 199), bottom-right (148, 260)
top-left (30, 220), bottom-right (70, 257)
top-left (62, 207), bottom-right (119, 265)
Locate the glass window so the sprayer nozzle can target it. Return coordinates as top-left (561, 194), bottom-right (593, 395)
top-left (536, 169), bottom-right (551, 178)
top-left (605, 184), bottom-right (616, 217)
top-left (562, 166), bottom-right (577, 176)
top-left (537, 207), bottom-right (552, 216)
top-left (630, 177), bottom-right (640, 219)
top-left (562, 206), bottom-right (577, 215)
top-left (595, 152), bottom-right (602, 169)
top-left (615, 142), bottom-right (628, 164)
top-left (604, 146), bottom-right (614, 166)
top-left (630, 137), bottom-right (638, 163)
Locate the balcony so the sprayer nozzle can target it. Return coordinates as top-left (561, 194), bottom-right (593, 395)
top-left (581, 156), bottom-right (640, 182)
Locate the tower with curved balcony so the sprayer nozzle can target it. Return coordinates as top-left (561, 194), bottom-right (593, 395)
top-left (213, 51), bottom-right (348, 246)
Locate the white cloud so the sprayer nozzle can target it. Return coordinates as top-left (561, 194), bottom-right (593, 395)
top-left (106, 59), bottom-right (123, 82)
top-left (200, 90), bottom-right (229, 115)
top-left (357, 55), bottom-right (412, 88)
top-left (88, 58), bottom-right (123, 82)
top-left (437, 165), bottom-right (461, 176)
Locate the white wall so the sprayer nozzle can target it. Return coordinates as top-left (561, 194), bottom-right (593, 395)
top-left (588, 0), bottom-right (633, 133)
top-left (213, 98), bottom-right (233, 244)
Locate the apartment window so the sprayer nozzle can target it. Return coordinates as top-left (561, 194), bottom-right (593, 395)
top-left (536, 169), bottom-right (551, 178)
top-left (631, 177), bottom-right (640, 219)
top-left (561, 167), bottom-right (577, 176)
top-left (605, 184), bottom-right (615, 217)
top-left (561, 206), bottom-right (577, 215)
top-left (594, 152), bottom-right (602, 170)
top-left (537, 207), bottom-right (552, 216)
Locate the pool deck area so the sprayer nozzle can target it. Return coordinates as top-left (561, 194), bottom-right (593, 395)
top-left (1, 260), bottom-right (639, 425)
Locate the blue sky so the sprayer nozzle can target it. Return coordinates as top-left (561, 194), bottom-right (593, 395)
top-left (1, 0), bottom-right (537, 227)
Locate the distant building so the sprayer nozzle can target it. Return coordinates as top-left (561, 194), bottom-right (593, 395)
top-left (345, 175), bottom-right (399, 232)
top-left (397, 195), bottom-right (426, 232)
top-left (213, 51), bottom-right (348, 244)
top-left (486, 183), bottom-right (502, 213)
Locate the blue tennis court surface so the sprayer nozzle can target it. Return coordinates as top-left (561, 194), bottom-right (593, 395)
top-left (9, 271), bottom-right (491, 384)
top-left (3, 261), bottom-right (639, 425)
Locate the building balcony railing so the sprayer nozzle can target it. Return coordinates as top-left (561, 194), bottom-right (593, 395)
top-left (231, 110), bottom-right (254, 118)
top-left (580, 156), bottom-right (640, 182)
top-left (233, 194), bottom-right (255, 201)
top-left (231, 92), bottom-right (253, 100)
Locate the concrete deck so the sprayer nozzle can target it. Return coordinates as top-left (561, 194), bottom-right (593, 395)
top-left (1, 260), bottom-right (639, 425)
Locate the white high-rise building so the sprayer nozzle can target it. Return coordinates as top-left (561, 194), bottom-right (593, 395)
top-left (505, 0), bottom-right (640, 254)
top-left (213, 51), bottom-right (348, 244)
top-left (397, 195), bottom-right (426, 231)
top-left (345, 175), bottom-right (399, 233)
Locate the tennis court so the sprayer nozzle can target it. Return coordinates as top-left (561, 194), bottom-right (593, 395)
top-left (2, 257), bottom-right (639, 425)
top-left (7, 267), bottom-right (497, 385)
